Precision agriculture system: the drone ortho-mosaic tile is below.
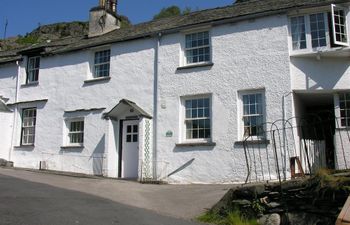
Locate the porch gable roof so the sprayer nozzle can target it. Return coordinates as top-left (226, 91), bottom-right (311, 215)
top-left (106, 99), bottom-right (152, 120)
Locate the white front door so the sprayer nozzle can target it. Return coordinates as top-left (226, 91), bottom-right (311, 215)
top-left (122, 120), bottom-right (139, 179)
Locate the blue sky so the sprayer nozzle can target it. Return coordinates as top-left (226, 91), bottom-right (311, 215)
top-left (1, 0), bottom-right (233, 38)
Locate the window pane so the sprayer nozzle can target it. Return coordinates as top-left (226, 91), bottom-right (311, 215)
top-left (310, 13), bottom-right (327, 48)
top-left (242, 93), bottom-right (264, 137)
top-left (22, 108), bottom-right (37, 145)
top-left (133, 125), bottom-right (138, 133)
top-left (332, 6), bottom-right (348, 44)
top-left (291, 16), bottom-right (307, 50)
top-left (133, 135), bottom-right (138, 142)
top-left (126, 135), bottom-right (132, 142)
top-left (185, 31), bottom-right (210, 64)
top-left (94, 50), bottom-right (110, 78)
top-left (184, 97), bottom-right (211, 139)
top-left (339, 93), bottom-right (350, 127)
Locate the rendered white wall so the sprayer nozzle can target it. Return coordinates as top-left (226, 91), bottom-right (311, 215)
top-left (0, 111), bottom-right (13, 160)
top-left (156, 15), bottom-right (292, 183)
top-left (11, 38), bottom-right (155, 176)
top-left (291, 57), bottom-right (350, 91)
top-left (0, 63), bottom-right (17, 102)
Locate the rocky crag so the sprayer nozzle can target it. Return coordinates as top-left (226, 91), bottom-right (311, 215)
top-left (0, 16), bottom-right (130, 51)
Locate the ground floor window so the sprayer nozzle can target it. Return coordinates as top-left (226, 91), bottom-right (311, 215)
top-left (21, 108), bottom-right (37, 145)
top-left (240, 91), bottom-right (265, 138)
top-left (66, 119), bottom-right (84, 145)
top-left (182, 96), bottom-right (211, 141)
top-left (339, 92), bottom-right (350, 127)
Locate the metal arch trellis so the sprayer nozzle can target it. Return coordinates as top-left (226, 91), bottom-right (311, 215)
top-left (242, 114), bottom-right (350, 184)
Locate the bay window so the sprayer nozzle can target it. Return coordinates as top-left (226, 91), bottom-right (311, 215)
top-left (290, 4), bottom-right (349, 53)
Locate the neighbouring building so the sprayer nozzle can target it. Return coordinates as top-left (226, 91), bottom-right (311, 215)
top-left (0, 0), bottom-right (349, 184)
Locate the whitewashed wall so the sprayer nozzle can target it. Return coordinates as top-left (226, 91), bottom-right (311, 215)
top-left (156, 15), bottom-right (292, 183)
top-left (11, 38), bottom-right (155, 176)
top-left (291, 57), bottom-right (350, 91)
top-left (0, 63), bottom-right (17, 161)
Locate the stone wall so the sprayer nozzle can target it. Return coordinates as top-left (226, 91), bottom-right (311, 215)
top-left (212, 174), bottom-right (350, 225)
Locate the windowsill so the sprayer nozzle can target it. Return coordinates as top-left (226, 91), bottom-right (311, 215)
top-left (84, 76), bottom-right (111, 84)
top-left (14, 145), bottom-right (35, 148)
top-left (21, 82), bottom-right (39, 87)
top-left (235, 140), bottom-right (270, 145)
top-left (176, 142), bottom-right (216, 147)
top-left (61, 145), bottom-right (84, 149)
top-left (290, 46), bottom-right (350, 58)
top-left (177, 62), bottom-right (214, 70)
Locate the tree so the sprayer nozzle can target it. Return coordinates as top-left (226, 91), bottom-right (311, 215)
top-left (153, 6), bottom-right (192, 20)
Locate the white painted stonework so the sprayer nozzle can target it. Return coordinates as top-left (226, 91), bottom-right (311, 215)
top-left (0, 2), bottom-right (349, 183)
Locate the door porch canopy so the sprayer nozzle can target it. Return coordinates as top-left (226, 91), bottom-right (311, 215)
top-left (0, 99), bottom-right (11, 112)
top-left (105, 99), bottom-right (152, 120)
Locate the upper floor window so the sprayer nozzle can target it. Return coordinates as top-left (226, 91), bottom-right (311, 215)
top-left (290, 4), bottom-right (349, 53)
top-left (183, 96), bottom-right (211, 141)
top-left (339, 93), bottom-right (350, 127)
top-left (94, 50), bottom-right (110, 78)
top-left (27, 56), bottom-right (40, 83)
top-left (21, 108), bottom-right (36, 145)
top-left (185, 31), bottom-right (210, 65)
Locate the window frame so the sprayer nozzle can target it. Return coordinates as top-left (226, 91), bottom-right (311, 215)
top-left (238, 90), bottom-right (266, 140)
top-left (331, 4), bottom-right (349, 47)
top-left (180, 95), bottom-right (212, 143)
top-left (21, 108), bottom-right (37, 146)
top-left (26, 56), bottom-right (40, 84)
top-left (182, 30), bottom-right (212, 66)
top-left (93, 49), bottom-right (111, 79)
top-left (65, 118), bottom-right (85, 147)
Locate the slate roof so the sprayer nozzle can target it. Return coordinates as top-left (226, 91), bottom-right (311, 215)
top-left (0, 0), bottom-right (348, 64)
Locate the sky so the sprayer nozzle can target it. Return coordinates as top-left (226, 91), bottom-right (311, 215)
top-left (0, 0), bottom-right (234, 38)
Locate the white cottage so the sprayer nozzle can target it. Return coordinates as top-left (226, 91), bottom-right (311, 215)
top-left (0, 0), bottom-right (349, 183)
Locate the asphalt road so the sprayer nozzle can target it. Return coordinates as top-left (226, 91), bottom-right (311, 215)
top-left (0, 174), bottom-right (203, 225)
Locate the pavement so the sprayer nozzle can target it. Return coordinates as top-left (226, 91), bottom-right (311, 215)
top-left (0, 168), bottom-right (234, 221)
top-left (0, 173), bottom-right (203, 225)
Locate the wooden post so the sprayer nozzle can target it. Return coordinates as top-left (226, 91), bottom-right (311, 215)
top-left (290, 156), bottom-right (305, 179)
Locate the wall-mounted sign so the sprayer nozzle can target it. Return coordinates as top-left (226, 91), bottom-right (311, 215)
top-left (166, 130), bottom-right (173, 137)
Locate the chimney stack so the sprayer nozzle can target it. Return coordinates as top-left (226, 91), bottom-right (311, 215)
top-left (89, 0), bottom-right (120, 37)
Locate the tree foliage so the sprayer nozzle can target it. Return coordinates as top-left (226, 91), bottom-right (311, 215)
top-left (153, 6), bottom-right (191, 20)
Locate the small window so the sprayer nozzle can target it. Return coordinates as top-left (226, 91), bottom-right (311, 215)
top-left (310, 13), bottom-right (327, 48)
top-left (126, 125), bottom-right (138, 143)
top-left (185, 31), bottom-right (210, 65)
top-left (291, 16), bottom-right (307, 50)
top-left (339, 93), bottom-right (350, 127)
top-left (68, 120), bottom-right (84, 145)
top-left (241, 93), bottom-right (264, 137)
top-left (184, 97), bottom-right (211, 140)
top-left (94, 50), bottom-right (110, 78)
top-left (21, 108), bottom-right (36, 145)
top-left (27, 56), bottom-right (40, 83)
top-left (331, 4), bottom-right (348, 46)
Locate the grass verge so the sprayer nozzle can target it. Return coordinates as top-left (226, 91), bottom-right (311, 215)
top-left (197, 210), bottom-right (259, 225)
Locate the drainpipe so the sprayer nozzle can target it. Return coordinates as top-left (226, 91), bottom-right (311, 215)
top-left (153, 33), bottom-right (161, 180)
top-left (9, 60), bottom-right (21, 161)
